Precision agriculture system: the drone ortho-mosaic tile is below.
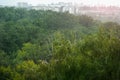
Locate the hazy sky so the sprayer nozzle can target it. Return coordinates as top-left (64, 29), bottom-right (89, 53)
top-left (0, 0), bottom-right (120, 6)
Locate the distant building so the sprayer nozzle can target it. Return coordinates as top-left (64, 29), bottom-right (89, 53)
top-left (31, 2), bottom-right (74, 13)
top-left (0, 5), bottom-right (5, 7)
top-left (0, 5), bottom-right (3, 7)
top-left (16, 2), bottom-right (120, 20)
top-left (17, 2), bottom-right (31, 8)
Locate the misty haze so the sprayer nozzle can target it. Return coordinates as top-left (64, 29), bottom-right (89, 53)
top-left (0, 0), bottom-right (120, 80)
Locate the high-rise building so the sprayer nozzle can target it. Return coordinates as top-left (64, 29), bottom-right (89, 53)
top-left (17, 2), bottom-right (30, 8)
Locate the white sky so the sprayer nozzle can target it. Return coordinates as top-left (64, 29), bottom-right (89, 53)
top-left (0, 0), bottom-right (120, 6)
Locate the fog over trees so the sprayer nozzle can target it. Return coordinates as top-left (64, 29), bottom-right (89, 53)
top-left (0, 7), bottom-right (120, 80)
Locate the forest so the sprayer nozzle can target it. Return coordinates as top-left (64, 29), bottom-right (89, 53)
top-left (0, 7), bottom-right (120, 80)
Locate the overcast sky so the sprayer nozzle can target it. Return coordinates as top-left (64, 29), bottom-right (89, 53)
top-left (0, 0), bottom-right (120, 6)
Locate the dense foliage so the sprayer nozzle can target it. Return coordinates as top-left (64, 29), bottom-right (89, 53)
top-left (0, 7), bottom-right (120, 80)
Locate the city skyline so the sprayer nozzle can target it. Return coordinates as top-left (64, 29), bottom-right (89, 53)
top-left (1, 0), bottom-right (120, 6)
